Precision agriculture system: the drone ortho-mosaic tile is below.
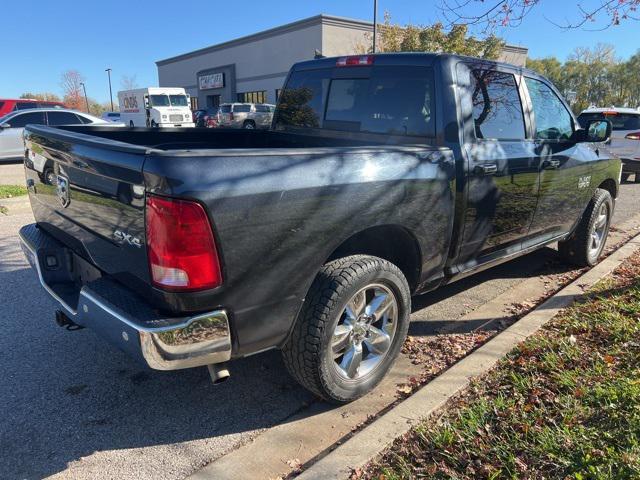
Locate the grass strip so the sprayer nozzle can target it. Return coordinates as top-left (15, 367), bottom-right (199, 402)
top-left (0, 185), bottom-right (27, 198)
top-left (364, 251), bottom-right (640, 480)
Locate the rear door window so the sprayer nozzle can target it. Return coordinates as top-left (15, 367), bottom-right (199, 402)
top-left (233, 105), bottom-right (251, 113)
top-left (276, 65), bottom-right (435, 137)
top-left (6, 111), bottom-right (47, 127)
top-left (470, 70), bottom-right (526, 140)
top-left (47, 111), bottom-right (85, 125)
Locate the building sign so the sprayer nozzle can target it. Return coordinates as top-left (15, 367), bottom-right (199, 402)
top-left (199, 72), bottom-right (225, 90)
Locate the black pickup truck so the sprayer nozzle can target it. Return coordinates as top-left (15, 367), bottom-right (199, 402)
top-left (20, 53), bottom-right (620, 403)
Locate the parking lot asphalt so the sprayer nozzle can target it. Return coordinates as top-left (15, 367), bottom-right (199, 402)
top-left (1, 165), bottom-right (639, 479)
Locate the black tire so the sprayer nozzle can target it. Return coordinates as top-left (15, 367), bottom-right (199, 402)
top-left (43, 168), bottom-right (56, 186)
top-left (621, 173), bottom-right (630, 183)
top-left (634, 174), bottom-right (640, 184)
top-left (242, 120), bottom-right (255, 129)
top-left (129, 121), bottom-right (134, 128)
top-left (151, 120), bottom-right (158, 128)
top-left (558, 188), bottom-right (613, 267)
top-left (282, 255), bottom-right (411, 403)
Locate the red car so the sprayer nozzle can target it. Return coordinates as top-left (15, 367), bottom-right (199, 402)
top-left (0, 98), bottom-right (66, 118)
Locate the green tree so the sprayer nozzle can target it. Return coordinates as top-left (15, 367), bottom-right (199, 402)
top-left (526, 46), bottom-right (640, 113)
top-left (358, 12), bottom-right (505, 60)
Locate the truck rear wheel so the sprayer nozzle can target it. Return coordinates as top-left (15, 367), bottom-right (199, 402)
top-left (282, 255), bottom-right (411, 403)
top-left (558, 188), bottom-right (613, 267)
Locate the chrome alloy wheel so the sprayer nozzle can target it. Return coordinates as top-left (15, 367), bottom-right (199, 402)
top-left (330, 284), bottom-right (398, 380)
top-left (589, 202), bottom-right (609, 257)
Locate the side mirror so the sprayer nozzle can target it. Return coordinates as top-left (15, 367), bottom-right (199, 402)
top-left (584, 119), bottom-right (612, 143)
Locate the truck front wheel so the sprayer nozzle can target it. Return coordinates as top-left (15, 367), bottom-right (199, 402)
top-left (282, 255), bottom-right (411, 403)
top-left (558, 188), bottom-right (613, 267)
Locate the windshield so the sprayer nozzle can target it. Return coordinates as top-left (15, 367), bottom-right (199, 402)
top-left (149, 95), bottom-right (170, 107)
top-left (274, 65), bottom-right (435, 137)
top-left (578, 112), bottom-right (640, 131)
top-left (169, 95), bottom-right (188, 107)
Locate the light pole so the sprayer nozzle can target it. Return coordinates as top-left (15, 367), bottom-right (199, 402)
top-left (80, 82), bottom-right (90, 113)
top-left (105, 68), bottom-right (114, 112)
top-left (372, 0), bottom-right (378, 53)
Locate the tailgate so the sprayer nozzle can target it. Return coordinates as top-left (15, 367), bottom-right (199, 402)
top-left (23, 125), bottom-right (150, 286)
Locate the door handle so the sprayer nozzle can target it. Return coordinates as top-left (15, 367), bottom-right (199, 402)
top-left (542, 159), bottom-right (560, 170)
top-left (474, 163), bottom-right (498, 176)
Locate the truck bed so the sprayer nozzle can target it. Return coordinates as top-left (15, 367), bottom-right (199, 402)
top-left (53, 125), bottom-right (424, 151)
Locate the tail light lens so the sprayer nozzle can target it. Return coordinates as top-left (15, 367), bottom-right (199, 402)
top-left (229, 112), bottom-right (234, 121)
top-left (146, 195), bottom-right (222, 291)
top-left (625, 131), bottom-right (640, 140)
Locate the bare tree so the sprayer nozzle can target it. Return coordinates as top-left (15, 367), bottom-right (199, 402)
top-left (60, 70), bottom-right (86, 111)
top-left (120, 74), bottom-right (139, 91)
top-left (439, 0), bottom-right (640, 30)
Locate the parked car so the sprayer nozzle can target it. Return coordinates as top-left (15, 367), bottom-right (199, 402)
top-left (217, 103), bottom-right (275, 129)
top-left (193, 107), bottom-right (219, 127)
top-left (20, 53), bottom-right (620, 403)
top-left (577, 107), bottom-right (640, 182)
top-left (0, 108), bottom-right (121, 171)
top-left (0, 98), bottom-right (66, 117)
top-left (101, 111), bottom-right (121, 123)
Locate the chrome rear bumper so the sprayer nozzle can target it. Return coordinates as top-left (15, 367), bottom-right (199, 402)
top-left (19, 223), bottom-right (232, 370)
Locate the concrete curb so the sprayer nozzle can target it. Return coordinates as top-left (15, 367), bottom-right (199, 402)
top-left (296, 234), bottom-right (640, 480)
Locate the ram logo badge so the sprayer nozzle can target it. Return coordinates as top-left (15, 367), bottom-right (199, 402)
top-left (56, 175), bottom-right (70, 208)
top-left (114, 230), bottom-right (142, 248)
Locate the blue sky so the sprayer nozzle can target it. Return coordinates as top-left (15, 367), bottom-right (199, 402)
top-left (2, 0), bottom-right (638, 103)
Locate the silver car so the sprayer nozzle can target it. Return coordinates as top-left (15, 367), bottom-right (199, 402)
top-left (0, 108), bottom-right (120, 164)
top-left (0, 108), bottom-right (122, 175)
top-left (217, 103), bottom-right (275, 129)
top-left (577, 107), bottom-right (640, 182)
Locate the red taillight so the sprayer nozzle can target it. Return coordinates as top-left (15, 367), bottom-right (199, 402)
top-left (146, 195), bottom-right (222, 291)
top-left (229, 112), bottom-right (234, 121)
top-left (625, 131), bottom-right (640, 140)
top-left (336, 55), bottom-right (374, 67)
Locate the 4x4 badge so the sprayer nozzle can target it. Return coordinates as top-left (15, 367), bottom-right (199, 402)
top-left (56, 175), bottom-right (70, 208)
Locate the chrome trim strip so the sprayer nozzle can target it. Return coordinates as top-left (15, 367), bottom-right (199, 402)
top-left (19, 236), bottom-right (77, 316)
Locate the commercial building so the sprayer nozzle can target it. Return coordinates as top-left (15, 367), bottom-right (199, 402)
top-left (156, 14), bottom-right (528, 109)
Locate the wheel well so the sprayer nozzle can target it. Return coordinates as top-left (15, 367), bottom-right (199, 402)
top-left (598, 178), bottom-right (618, 199)
top-left (326, 225), bottom-right (421, 291)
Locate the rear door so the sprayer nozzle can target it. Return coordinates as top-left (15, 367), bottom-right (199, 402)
top-left (455, 62), bottom-right (539, 264)
top-left (524, 76), bottom-right (595, 240)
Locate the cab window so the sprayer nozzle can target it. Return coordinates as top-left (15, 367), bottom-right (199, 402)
top-left (525, 77), bottom-right (574, 140)
top-left (470, 70), bottom-right (526, 141)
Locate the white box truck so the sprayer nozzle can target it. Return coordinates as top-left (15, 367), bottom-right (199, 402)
top-left (118, 87), bottom-right (194, 128)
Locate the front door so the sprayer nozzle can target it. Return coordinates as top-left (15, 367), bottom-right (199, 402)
top-left (524, 76), bottom-right (595, 241)
top-left (456, 63), bottom-right (539, 266)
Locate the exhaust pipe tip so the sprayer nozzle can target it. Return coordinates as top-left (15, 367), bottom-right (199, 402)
top-left (207, 363), bottom-right (231, 385)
